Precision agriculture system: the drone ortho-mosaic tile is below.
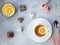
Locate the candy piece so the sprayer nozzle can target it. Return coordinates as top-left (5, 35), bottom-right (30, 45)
top-left (17, 27), bottom-right (23, 32)
top-left (7, 32), bottom-right (14, 38)
top-left (18, 18), bottom-right (24, 23)
top-left (29, 13), bottom-right (36, 18)
top-left (20, 5), bottom-right (26, 11)
top-left (17, 29), bottom-right (22, 32)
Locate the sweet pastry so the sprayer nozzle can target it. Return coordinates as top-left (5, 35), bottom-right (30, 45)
top-left (41, 4), bottom-right (50, 13)
top-left (2, 2), bottom-right (15, 17)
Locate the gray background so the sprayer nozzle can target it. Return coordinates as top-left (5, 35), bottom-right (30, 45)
top-left (0, 0), bottom-right (60, 45)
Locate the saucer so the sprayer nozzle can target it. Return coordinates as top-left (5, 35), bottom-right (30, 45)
top-left (27, 18), bottom-right (52, 42)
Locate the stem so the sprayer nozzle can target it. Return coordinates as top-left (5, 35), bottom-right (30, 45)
top-left (46, 0), bottom-right (51, 5)
top-left (58, 24), bottom-right (60, 34)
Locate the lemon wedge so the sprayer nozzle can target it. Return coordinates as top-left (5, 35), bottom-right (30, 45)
top-left (38, 26), bottom-right (46, 35)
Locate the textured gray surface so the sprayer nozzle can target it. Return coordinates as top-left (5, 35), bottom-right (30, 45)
top-left (0, 0), bottom-right (60, 45)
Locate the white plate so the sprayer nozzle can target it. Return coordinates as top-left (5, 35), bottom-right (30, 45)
top-left (27, 18), bottom-right (52, 42)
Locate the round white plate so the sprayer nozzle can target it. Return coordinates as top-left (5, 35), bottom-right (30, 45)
top-left (27, 18), bottom-right (52, 42)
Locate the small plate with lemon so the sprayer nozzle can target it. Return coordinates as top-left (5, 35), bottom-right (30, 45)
top-left (1, 2), bottom-right (15, 17)
top-left (27, 18), bottom-right (52, 42)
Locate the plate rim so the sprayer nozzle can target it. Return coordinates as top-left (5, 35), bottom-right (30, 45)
top-left (27, 18), bottom-right (52, 42)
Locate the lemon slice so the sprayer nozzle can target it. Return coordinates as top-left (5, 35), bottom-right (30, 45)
top-left (2, 3), bottom-right (15, 17)
top-left (38, 26), bottom-right (46, 34)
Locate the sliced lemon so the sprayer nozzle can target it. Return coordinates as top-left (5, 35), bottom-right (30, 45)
top-left (38, 26), bottom-right (46, 34)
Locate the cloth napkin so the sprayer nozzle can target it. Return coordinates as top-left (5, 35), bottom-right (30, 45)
top-left (49, 25), bottom-right (60, 45)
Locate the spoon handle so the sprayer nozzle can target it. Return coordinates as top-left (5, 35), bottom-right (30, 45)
top-left (58, 25), bottom-right (60, 34)
top-left (53, 35), bottom-right (56, 45)
top-left (46, 0), bottom-right (51, 5)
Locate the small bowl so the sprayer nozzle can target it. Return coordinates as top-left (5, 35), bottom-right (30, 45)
top-left (1, 2), bottom-right (15, 17)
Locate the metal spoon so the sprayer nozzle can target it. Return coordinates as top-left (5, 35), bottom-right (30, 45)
top-left (54, 20), bottom-right (60, 45)
top-left (54, 20), bottom-right (60, 33)
top-left (53, 20), bottom-right (59, 45)
top-left (46, 0), bottom-right (51, 5)
top-left (42, 0), bottom-right (51, 11)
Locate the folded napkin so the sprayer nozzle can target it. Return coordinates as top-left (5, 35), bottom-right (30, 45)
top-left (49, 26), bottom-right (60, 45)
